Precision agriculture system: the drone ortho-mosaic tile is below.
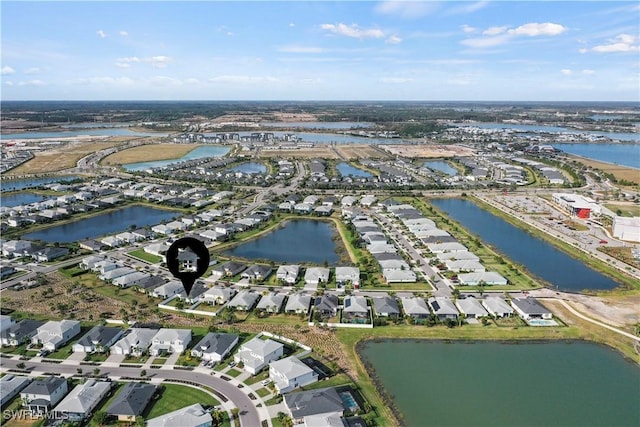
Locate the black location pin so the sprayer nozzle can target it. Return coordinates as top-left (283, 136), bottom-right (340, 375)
top-left (166, 237), bottom-right (210, 296)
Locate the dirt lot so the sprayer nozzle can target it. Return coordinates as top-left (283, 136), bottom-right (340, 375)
top-left (334, 144), bottom-right (391, 160)
top-left (101, 143), bottom-right (200, 165)
top-left (258, 146), bottom-right (340, 159)
top-left (379, 144), bottom-right (475, 158)
top-left (570, 155), bottom-right (640, 184)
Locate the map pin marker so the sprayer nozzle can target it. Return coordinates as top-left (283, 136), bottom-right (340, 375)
top-left (166, 237), bottom-right (210, 296)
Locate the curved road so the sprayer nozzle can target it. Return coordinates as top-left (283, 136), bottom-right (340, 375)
top-left (0, 359), bottom-right (261, 427)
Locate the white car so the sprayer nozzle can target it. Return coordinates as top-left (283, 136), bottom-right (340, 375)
top-left (261, 379), bottom-right (272, 386)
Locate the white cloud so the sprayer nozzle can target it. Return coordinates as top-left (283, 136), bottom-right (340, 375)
top-left (591, 34), bottom-right (639, 53)
top-left (209, 75), bottom-right (279, 84)
top-left (386, 35), bottom-right (403, 44)
top-left (446, 75), bottom-right (473, 85)
top-left (150, 76), bottom-right (182, 86)
top-left (379, 77), bottom-right (413, 84)
top-left (461, 25), bottom-right (476, 34)
top-left (483, 26), bottom-right (508, 36)
top-left (374, 1), bottom-right (439, 19)
top-left (289, 23), bottom-right (295, 27)
top-left (561, 69), bottom-right (573, 75)
top-left (147, 56), bottom-right (171, 68)
top-left (1, 66), bottom-right (16, 75)
top-left (119, 30), bottom-right (128, 36)
top-left (74, 76), bottom-right (135, 86)
top-left (579, 47), bottom-right (588, 54)
top-left (461, 34), bottom-right (510, 48)
top-left (508, 22), bottom-right (567, 37)
top-left (582, 69), bottom-right (595, 75)
top-left (115, 56), bottom-right (171, 68)
top-left (278, 45), bottom-right (326, 54)
top-left (18, 80), bottom-right (45, 86)
top-left (24, 67), bottom-right (41, 74)
top-left (97, 30), bottom-right (107, 38)
top-left (321, 23), bottom-right (385, 39)
top-left (5, 81), bottom-right (14, 86)
top-left (446, 1), bottom-right (489, 15)
top-left (184, 78), bottom-right (200, 85)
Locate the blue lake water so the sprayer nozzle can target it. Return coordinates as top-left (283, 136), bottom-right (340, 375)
top-left (552, 143), bottom-right (640, 169)
top-left (225, 219), bottom-right (341, 265)
top-left (337, 162), bottom-right (372, 177)
top-left (423, 160), bottom-right (458, 176)
top-left (123, 145), bottom-right (231, 171)
top-left (1, 176), bottom-right (80, 192)
top-left (228, 162), bottom-right (266, 174)
top-left (0, 192), bottom-right (50, 208)
top-left (430, 198), bottom-right (620, 291)
top-left (261, 122), bottom-right (373, 129)
top-left (23, 205), bottom-right (177, 243)
top-left (1, 128), bottom-right (168, 139)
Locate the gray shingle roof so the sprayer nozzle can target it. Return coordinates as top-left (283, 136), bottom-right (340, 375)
top-left (107, 382), bottom-right (156, 416)
top-left (285, 386), bottom-right (344, 419)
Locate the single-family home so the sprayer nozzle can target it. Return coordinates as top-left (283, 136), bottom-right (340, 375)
top-left (241, 265), bottom-right (273, 282)
top-left (20, 376), bottom-right (68, 416)
top-left (110, 328), bottom-right (159, 356)
top-left (284, 386), bottom-right (345, 424)
top-left (1, 319), bottom-right (45, 346)
top-left (33, 247), bottom-right (69, 262)
top-left (304, 267), bottom-right (330, 287)
top-left (284, 293), bottom-right (312, 315)
top-left (343, 296), bottom-right (369, 323)
top-left (456, 297), bottom-right (489, 318)
top-left (234, 337), bottom-right (284, 375)
top-left (269, 356), bottom-right (319, 394)
top-left (428, 297), bottom-right (459, 321)
top-left (276, 265), bottom-right (300, 284)
top-left (437, 251), bottom-right (480, 262)
top-left (372, 296), bottom-right (401, 319)
top-left (256, 292), bottom-right (285, 313)
top-left (190, 332), bottom-right (239, 363)
top-left (383, 269), bottom-right (416, 283)
top-left (100, 266), bottom-right (137, 282)
top-left (0, 375), bottom-right (31, 406)
top-left (482, 296), bottom-right (514, 318)
top-left (426, 242), bottom-right (468, 254)
top-left (334, 267), bottom-right (360, 288)
top-left (151, 281), bottom-right (184, 299)
top-left (227, 290), bottom-right (261, 311)
top-left (458, 271), bottom-right (508, 286)
top-left (0, 315), bottom-right (15, 333)
top-left (106, 382), bottom-right (157, 422)
top-left (52, 380), bottom-right (111, 422)
top-left (209, 261), bottom-right (246, 280)
top-left (113, 271), bottom-right (151, 288)
top-left (401, 297), bottom-right (430, 319)
top-left (72, 325), bottom-right (124, 353)
top-left (31, 320), bottom-right (81, 351)
top-left (444, 260), bottom-right (486, 273)
top-left (201, 286), bottom-right (236, 305)
top-left (146, 403), bottom-right (212, 427)
top-left (148, 328), bottom-right (192, 356)
top-left (313, 294), bottom-right (339, 318)
top-left (80, 255), bottom-right (106, 270)
top-left (511, 298), bottom-right (553, 321)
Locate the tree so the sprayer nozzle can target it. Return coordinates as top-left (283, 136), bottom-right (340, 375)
top-left (231, 408), bottom-right (240, 420)
top-left (76, 368), bottom-right (83, 375)
top-left (140, 369), bottom-right (147, 378)
top-left (93, 367), bottom-right (100, 376)
top-left (93, 411), bottom-right (108, 425)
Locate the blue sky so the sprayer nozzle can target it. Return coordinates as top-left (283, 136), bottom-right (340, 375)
top-left (1, 1), bottom-right (638, 101)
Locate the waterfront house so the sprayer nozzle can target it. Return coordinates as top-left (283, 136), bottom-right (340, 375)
top-left (31, 320), bottom-right (81, 351)
top-left (234, 337), bottom-right (284, 375)
top-left (148, 328), bottom-right (192, 356)
top-left (382, 269), bottom-right (417, 283)
top-left (284, 293), bottom-right (312, 315)
top-left (256, 292), bottom-right (285, 313)
top-left (444, 259), bottom-right (486, 273)
top-left (147, 403), bottom-right (212, 427)
top-left (269, 356), bottom-right (318, 394)
top-left (227, 290), bottom-right (261, 311)
top-left (456, 297), bottom-right (489, 318)
top-left (110, 328), bottom-right (159, 356)
top-left (313, 294), bottom-right (339, 318)
top-left (72, 325), bottom-right (123, 353)
top-left (372, 295), bottom-right (400, 319)
top-left (106, 382), bottom-right (157, 422)
top-left (276, 265), bottom-right (300, 284)
top-left (482, 296), bottom-right (514, 318)
top-left (241, 264), bottom-right (273, 282)
top-left (284, 386), bottom-right (345, 424)
top-left (190, 332), bottom-right (239, 363)
top-left (343, 296), bottom-right (369, 322)
top-left (511, 297), bottom-right (553, 320)
top-left (335, 267), bottom-right (360, 288)
top-left (428, 297), bottom-right (459, 321)
top-left (33, 247), bottom-right (69, 262)
top-left (304, 267), bottom-right (330, 287)
top-left (20, 376), bottom-right (68, 416)
top-left (401, 297), bottom-right (430, 319)
top-left (427, 242), bottom-right (468, 253)
top-left (52, 380), bottom-right (111, 422)
top-left (458, 271), bottom-right (508, 286)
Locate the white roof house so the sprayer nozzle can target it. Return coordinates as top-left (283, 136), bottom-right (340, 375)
top-left (482, 296), bottom-right (514, 318)
top-left (456, 297), bottom-right (489, 318)
top-left (52, 380), bottom-right (111, 421)
top-left (201, 286), bottom-right (236, 305)
top-left (0, 375), bottom-right (31, 406)
top-left (427, 242), bottom-right (468, 253)
top-left (437, 251), bottom-right (480, 262)
top-left (284, 293), bottom-right (312, 314)
top-left (111, 328), bottom-right (159, 356)
top-left (190, 332), bottom-right (239, 363)
top-left (276, 265), bottom-right (300, 284)
top-left (334, 267), bottom-right (360, 286)
top-left (148, 328), bottom-right (192, 356)
top-left (304, 267), bottom-right (330, 285)
top-left (256, 292), bottom-right (285, 313)
top-left (100, 267), bottom-right (136, 281)
top-left (151, 281), bottom-right (184, 299)
top-left (343, 295), bottom-right (368, 315)
top-left (112, 271), bottom-right (151, 288)
top-left (383, 269), bottom-right (416, 283)
top-left (401, 297), bottom-right (430, 318)
top-left (428, 297), bottom-right (459, 321)
top-left (234, 337), bottom-right (284, 375)
top-left (511, 298), bottom-right (553, 320)
top-left (227, 290), bottom-right (261, 311)
top-left (444, 260), bottom-right (486, 273)
top-left (31, 320), bottom-right (81, 351)
top-left (147, 403), bottom-right (212, 427)
top-left (269, 356), bottom-right (319, 394)
top-left (458, 271), bottom-right (508, 286)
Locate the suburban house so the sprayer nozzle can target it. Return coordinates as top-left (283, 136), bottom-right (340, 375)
top-left (304, 267), bottom-right (330, 287)
top-left (343, 296), bottom-right (369, 323)
top-left (150, 281), bottom-right (184, 299)
top-left (437, 251), bottom-right (480, 262)
top-left (426, 242), bottom-right (468, 253)
top-left (458, 271), bottom-right (508, 286)
top-left (241, 265), bottom-right (273, 282)
top-left (382, 269), bottom-right (417, 283)
top-left (177, 247), bottom-right (199, 272)
top-left (146, 403), bottom-right (212, 427)
top-left (112, 271), bottom-right (151, 288)
top-left (110, 328), bottom-right (159, 356)
top-left (482, 296), bottom-right (514, 318)
top-left (401, 297), bottom-right (431, 319)
top-left (106, 382), bottom-right (157, 422)
top-left (334, 267), bottom-right (360, 288)
top-left (20, 376), bottom-right (68, 416)
top-left (190, 332), bottom-right (239, 363)
top-left (148, 328), bottom-right (192, 356)
top-left (269, 356), bottom-right (319, 394)
top-left (444, 259), bottom-right (486, 273)
top-left (313, 294), bottom-right (339, 318)
top-left (31, 320), bottom-right (81, 351)
top-left (72, 325), bottom-right (124, 353)
top-left (284, 293), bottom-right (312, 315)
top-left (209, 261), bottom-right (246, 280)
top-left (227, 290), bottom-right (261, 311)
top-left (456, 297), bottom-right (489, 318)
top-left (234, 337), bottom-right (284, 375)
top-left (256, 292), bottom-right (285, 313)
top-left (372, 295), bottom-right (400, 319)
top-left (1, 319), bottom-right (45, 346)
top-left (511, 298), bottom-right (553, 321)
top-left (52, 380), bottom-right (111, 422)
top-left (33, 247), bottom-right (69, 262)
top-left (276, 265), bottom-right (300, 284)
top-left (284, 386), bottom-right (345, 424)
top-left (428, 297), bottom-right (459, 321)
top-left (0, 375), bottom-right (31, 406)
top-left (201, 286), bottom-right (236, 305)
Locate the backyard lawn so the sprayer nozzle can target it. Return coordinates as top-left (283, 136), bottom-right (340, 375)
top-left (145, 383), bottom-right (219, 419)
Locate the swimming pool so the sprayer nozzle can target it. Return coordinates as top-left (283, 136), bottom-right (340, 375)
top-left (340, 391), bottom-right (359, 412)
top-left (527, 319), bottom-right (559, 326)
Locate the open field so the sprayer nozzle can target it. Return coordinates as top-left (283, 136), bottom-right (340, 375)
top-left (258, 146), bottom-right (340, 159)
top-left (569, 155), bottom-right (640, 184)
top-left (605, 203), bottom-right (640, 217)
top-left (7, 141), bottom-right (123, 175)
top-left (101, 143), bottom-right (200, 165)
top-left (379, 144), bottom-right (475, 158)
top-left (334, 144), bottom-right (391, 160)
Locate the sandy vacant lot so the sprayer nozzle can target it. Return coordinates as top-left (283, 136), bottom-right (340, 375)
top-left (380, 144), bottom-right (475, 158)
top-left (335, 144), bottom-right (391, 160)
top-left (102, 143), bottom-right (200, 165)
top-left (570, 155), bottom-right (640, 184)
top-left (258, 147), bottom-right (340, 159)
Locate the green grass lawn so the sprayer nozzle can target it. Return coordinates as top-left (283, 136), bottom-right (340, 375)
top-left (226, 368), bottom-right (242, 377)
top-left (83, 352), bottom-right (109, 362)
top-left (255, 387), bottom-right (271, 398)
top-left (128, 249), bottom-right (162, 264)
top-left (145, 383), bottom-right (219, 419)
top-left (176, 354), bottom-right (200, 367)
top-left (244, 370), bottom-right (269, 385)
